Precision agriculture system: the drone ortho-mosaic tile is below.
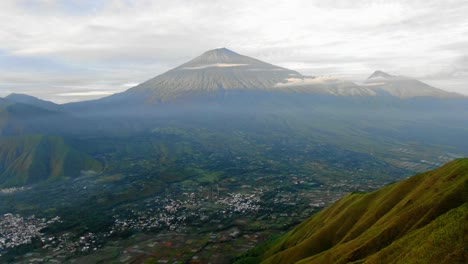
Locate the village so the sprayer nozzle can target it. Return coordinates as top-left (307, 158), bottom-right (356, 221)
top-left (0, 214), bottom-right (61, 254)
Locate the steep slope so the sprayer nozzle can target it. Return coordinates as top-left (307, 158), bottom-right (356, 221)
top-left (364, 70), bottom-right (462, 98)
top-left (5, 93), bottom-right (61, 111)
top-left (237, 159), bottom-right (468, 264)
top-left (0, 135), bottom-right (102, 187)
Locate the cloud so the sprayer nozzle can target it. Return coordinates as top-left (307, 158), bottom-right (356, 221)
top-left (0, 0), bottom-right (468, 101)
top-left (182, 63), bottom-right (249, 70)
top-left (275, 76), bottom-right (339, 87)
top-left (57, 91), bottom-right (116, 97)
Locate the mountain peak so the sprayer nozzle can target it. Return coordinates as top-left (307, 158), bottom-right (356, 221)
top-left (364, 71), bottom-right (463, 98)
top-left (120, 48), bottom-right (301, 100)
top-left (180, 48), bottom-right (249, 66)
top-left (368, 70), bottom-right (394, 79)
top-left (202, 47), bottom-right (239, 56)
top-left (172, 47), bottom-right (293, 72)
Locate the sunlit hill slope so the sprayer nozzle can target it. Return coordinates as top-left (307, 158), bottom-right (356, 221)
top-left (236, 158), bottom-right (468, 264)
top-left (0, 135), bottom-right (102, 187)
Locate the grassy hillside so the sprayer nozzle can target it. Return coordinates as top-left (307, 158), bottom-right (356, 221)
top-left (236, 158), bottom-right (468, 264)
top-left (0, 135), bottom-right (102, 187)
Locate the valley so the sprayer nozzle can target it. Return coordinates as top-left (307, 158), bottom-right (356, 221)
top-left (0, 130), bottom-right (462, 263)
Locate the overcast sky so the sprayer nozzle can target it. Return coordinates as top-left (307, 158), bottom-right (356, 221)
top-left (1, 0), bottom-right (467, 103)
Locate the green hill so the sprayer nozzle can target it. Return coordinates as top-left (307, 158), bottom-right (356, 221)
top-left (0, 135), bottom-right (102, 187)
top-left (236, 158), bottom-right (468, 264)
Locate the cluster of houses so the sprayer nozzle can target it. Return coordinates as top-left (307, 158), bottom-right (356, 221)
top-left (215, 192), bottom-right (261, 214)
top-left (112, 189), bottom-right (264, 234)
top-left (0, 213), bottom-right (103, 259)
top-left (0, 214), bottom-right (60, 253)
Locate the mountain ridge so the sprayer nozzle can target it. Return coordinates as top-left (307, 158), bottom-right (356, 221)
top-left (4, 49), bottom-right (464, 105)
top-left (2, 48), bottom-right (465, 115)
top-left (99, 48), bottom-right (464, 102)
top-left (5, 93), bottom-right (61, 111)
top-left (363, 71), bottom-right (462, 98)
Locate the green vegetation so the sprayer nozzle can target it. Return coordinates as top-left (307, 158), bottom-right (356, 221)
top-left (237, 159), bottom-right (468, 264)
top-left (0, 130), bottom-right (411, 263)
top-left (0, 135), bottom-right (102, 187)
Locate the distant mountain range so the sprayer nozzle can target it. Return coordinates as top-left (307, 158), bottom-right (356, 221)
top-left (66, 48), bottom-right (463, 106)
top-left (237, 158), bottom-right (468, 264)
top-left (2, 48), bottom-right (467, 140)
top-left (3, 48), bottom-right (464, 110)
top-left (52, 47), bottom-right (466, 127)
top-left (364, 70), bottom-right (461, 98)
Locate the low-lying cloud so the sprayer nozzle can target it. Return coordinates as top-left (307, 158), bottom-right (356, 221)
top-left (276, 76), bottom-right (339, 87)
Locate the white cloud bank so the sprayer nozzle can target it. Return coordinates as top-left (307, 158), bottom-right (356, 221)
top-left (275, 76), bottom-right (339, 87)
top-left (182, 63), bottom-right (248, 70)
